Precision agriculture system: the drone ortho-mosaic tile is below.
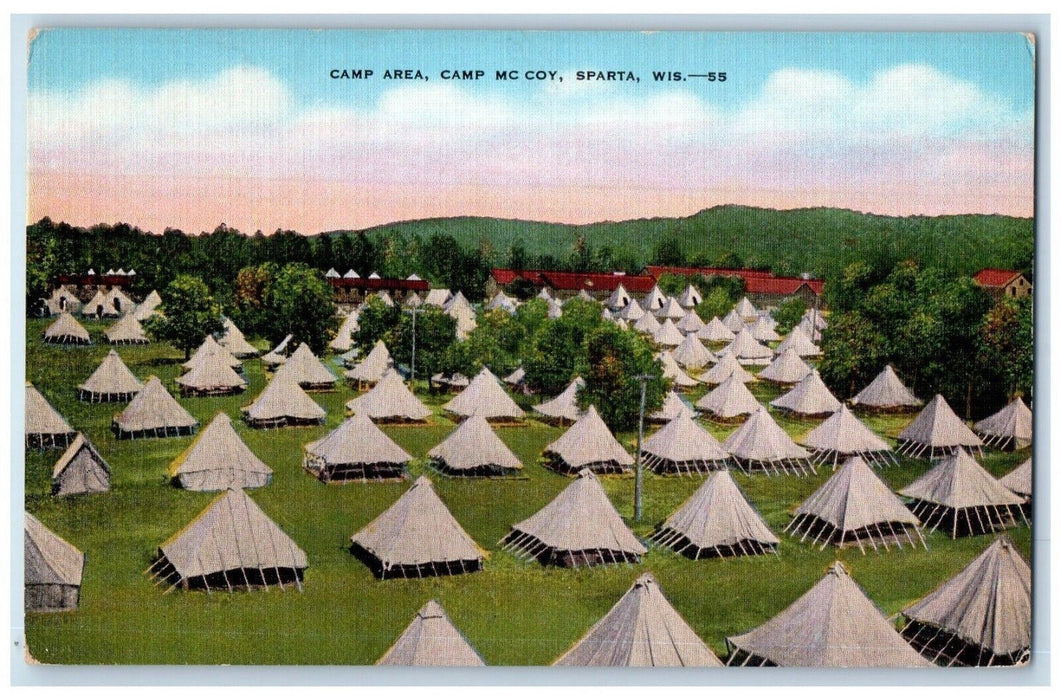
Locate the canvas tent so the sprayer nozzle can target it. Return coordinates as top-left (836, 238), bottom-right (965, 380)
top-left (82, 288), bottom-right (123, 317)
top-left (695, 374), bottom-right (761, 423)
top-left (654, 297), bottom-right (685, 321)
top-left (542, 405), bottom-right (634, 475)
top-left (428, 415), bottom-right (522, 478)
top-left (651, 470), bottom-right (778, 558)
top-left (104, 313), bottom-right (149, 344)
top-left (999, 458), bottom-right (1032, 505)
top-left (641, 285), bottom-right (667, 311)
top-left (734, 297), bottom-right (758, 320)
top-left (632, 310), bottom-right (661, 335)
top-left (747, 316), bottom-right (781, 343)
top-left (617, 298), bottom-right (646, 322)
top-left (175, 350), bottom-right (247, 396)
top-left (344, 340), bottom-right (394, 388)
top-left (554, 572), bottom-right (723, 667)
top-left (345, 368), bottom-right (432, 423)
top-left (78, 349), bottom-right (143, 402)
top-left (260, 333), bottom-right (292, 368)
top-left (895, 394), bottom-right (983, 459)
top-left (605, 284), bottom-right (631, 310)
top-left (217, 317), bottom-right (259, 358)
top-left (500, 468), bottom-right (646, 567)
top-left (719, 328), bottom-right (774, 365)
top-left (112, 376), bottom-right (198, 439)
top-left (801, 405), bottom-right (897, 468)
top-left (329, 310), bottom-right (360, 352)
top-left (641, 412), bottom-right (729, 475)
top-left (658, 350), bottom-right (699, 389)
top-left (485, 291), bottom-right (518, 313)
top-left (44, 286), bottom-right (81, 316)
top-left (701, 352), bottom-right (756, 385)
top-left (242, 376), bottom-right (327, 429)
top-left (148, 489), bottom-right (307, 591)
top-left (973, 397), bottom-right (1032, 450)
top-left (652, 318), bottom-right (685, 347)
top-left (443, 367), bottom-right (524, 423)
top-left (698, 316), bottom-right (736, 343)
top-left (376, 600), bottom-right (486, 666)
top-left (503, 366), bottom-right (526, 387)
top-left (850, 365), bottom-right (922, 412)
top-left (43, 312), bottom-right (92, 345)
top-left (757, 348), bottom-right (812, 386)
top-left (424, 288), bottom-right (452, 307)
top-left (769, 370), bottom-right (842, 418)
top-left (672, 332), bottom-right (716, 370)
top-left (676, 308), bottom-right (705, 335)
top-left (25, 512), bottom-right (84, 612)
top-left (304, 412), bottom-right (411, 481)
top-left (51, 433), bottom-right (110, 497)
top-left (774, 326), bottom-right (821, 358)
top-left (169, 413), bottom-right (272, 491)
top-left (274, 343), bottom-right (337, 390)
top-left (786, 456), bottom-right (925, 552)
top-left (723, 408), bottom-right (815, 476)
top-left (350, 476), bottom-right (485, 578)
top-left (647, 390), bottom-right (697, 424)
top-left (725, 561), bottom-right (930, 667)
top-left (898, 449), bottom-right (1026, 538)
top-left (25, 382), bottom-right (77, 448)
top-left (182, 335), bottom-right (241, 372)
top-left (678, 284), bottom-right (702, 308)
top-left (900, 536), bottom-right (1030, 666)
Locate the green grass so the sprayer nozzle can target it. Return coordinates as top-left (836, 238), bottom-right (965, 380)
top-left (24, 319), bottom-right (1031, 665)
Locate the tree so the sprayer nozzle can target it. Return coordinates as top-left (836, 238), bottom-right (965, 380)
top-left (979, 296), bottom-right (1033, 403)
top-left (353, 296), bottom-right (401, 350)
top-left (653, 233), bottom-right (685, 266)
top-left (461, 309), bottom-right (526, 376)
top-left (577, 324), bottom-right (666, 431)
top-left (265, 264), bottom-right (335, 355)
top-left (817, 311), bottom-right (887, 398)
top-left (696, 287), bottom-right (736, 322)
top-left (231, 263), bottom-right (276, 337)
top-left (143, 275), bottom-right (224, 359)
top-left (773, 297), bottom-right (806, 335)
top-left (387, 306), bottom-right (458, 386)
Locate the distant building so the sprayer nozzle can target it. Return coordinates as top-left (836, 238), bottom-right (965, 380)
top-left (973, 269), bottom-right (1032, 299)
top-left (486, 269), bottom-right (656, 301)
top-left (328, 275), bottom-right (430, 305)
top-left (642, 265), bottom-right (824, 309)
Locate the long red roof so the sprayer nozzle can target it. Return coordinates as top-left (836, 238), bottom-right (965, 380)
top-left (973, 268), bottom-right (1023, 287)
top-left (642, 265), bottom-right (775, 280)
top-left (744, 277), bottom-right (824, 295)
top-left (491, 268), bottom-right (656, 293)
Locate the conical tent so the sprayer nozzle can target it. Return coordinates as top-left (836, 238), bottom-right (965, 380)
top-left (678, 284), bottom-right (702, 308)
top-left (350, 476), bottom-right (485, 578)
top-left (699, 316), bottom-right (736, 343)
top-left (425, 288), bottom-right (453, 307)
top-left (695, 374), bottom-right (762, 422)
top-left (770, 370), bottom-right (843, 418)
top-left (898, 449), bottom-right (1026, 538)
top-left (183, 335), bottom-right (241, 371)
top-left (723, 408), bottom-right (815, 476)
top-left (404, 292), bottom-right (422, 308)
top-left (547, 299), bottom-right (563, 319)
top-left (543, 405), bottom-right (634, 475)
top-left (242, 376), bottom-right (326, 429)
top-left (112, 376), bottom-right (198, 439)
top-left (344, 340), bottom-right (393, 387)
top-left (554, 573), bottom-right (723, 667)
top-left (377, 600), bottom-right (486, 666)
top-left (45, 286), bottom-right (81, 316)
top-left (51, 433), bottom-right (111, 497)
top-left (501, 468), bottom-right (646, 567)
top-left (104, 313), bottom-right (149, 344)
top-left (148, 489), bottom-right (307, 592)
top-left (725, 561), bottom-right (931, 667)
top-left (618, 298), bottom-right (646, 321)
top-left (974, 397), bottom-right (1032, 450)
top-left (345, 368), bottom-right (431, 423)
top-left (217, 317), bottom-right (259, 357)
top-left (329, 310), bottom-right (360, 352)
top-left (654, 297), bottom-right (685, 320)
top-left (786, 456), bottom-right (925, 552)
top-left (652, 470), bottom-right (779, 557)
top-left (274, 343), bottom-right (336, 390)
top-left (605, 284), bottom-right (631, 310)
top-left (325, 267), bottom-right (340, 278)
top-left (735, 297), bottom-right (758, 320)
top-left (658, 350), bottom-right (699, 389)
top-left (803, 307), bottom-right (828, 329)
top-left (428, 415), bottom-right (522, 477)
top-left (647, 390), bottom-right (697, 424)
top-left (895, 394), bottom-right (983, 459)
top-left (533, 377), bottom-right (586, 424)
top-left (304, 412), bottom-right (411, 481)
top-left (758, 348), bottom-right (812, 385)
top-left (999, 458), bottom-right (1032, 502)
top-left (443, 367), bottom-right (524, 422)
top-left (672, 332), bottom-right (716, 370)
top-left (485, 291), bottom-right (518, 313)
top-left (169, 413), bottom-right (273, 491)
top-left (78, 349), bottom-right (143, 402)
top-left (774, 326), bottom-right (821, 357)
top-left (261, 333), bottom-right (292, 368)
top-left (25, 382), bottom-right (76, 448)
top-left (701, 352), bottom-right (756, 385)
top-left (719, 328), bottom-right (774, 365)
top-left (25, 513), bottom-right (84, 612)
top-left (900, 536), bottom-right (1031, 666)
top-left (802, 405), bottom-right (897, 468)
top-left (632, 310), bottom-right (661, 335)
top-left (82, 288), bottom-right (121, 317)
top-left (747, 316), bottom-right (781, 343)
top-left (503, 366), bottom-right (526, 386)
top-left (676, 308), bottom-right (705, 334)
top-left (641, 285), bottom-right (667, 311)
top-left (653, 318), bottom-right (685, 347)
top-left (43, 312), bottom-right (92, 345)
top-left (641, 413), bottom-right (730, 475)
top-left (376, 290), bottom-right (395, 307)
top-left (851, 365), bottom-right (922, 412)
top-left (175, 350), bottom-right (247, 396)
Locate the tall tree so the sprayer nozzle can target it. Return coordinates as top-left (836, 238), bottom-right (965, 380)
top-left (143, 275), bottom-right (224, 359)
top-left (577, 324), bottom-right (666, 431)
top-left (265, 264), bottom-right (335, 355)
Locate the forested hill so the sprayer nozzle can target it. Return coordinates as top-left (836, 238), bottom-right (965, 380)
top-left (327, 205), bottom-right (1033, 280)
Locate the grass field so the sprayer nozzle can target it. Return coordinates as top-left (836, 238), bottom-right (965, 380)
top-left (23, 318), bottom-right (1031, 665)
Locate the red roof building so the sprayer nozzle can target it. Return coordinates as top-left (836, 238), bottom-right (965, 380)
top-left (487, 268), bottom-right (656, 299)
top-left (642, 265), bottom-right (775, 281)
top-left (973, 269), bottom-right (1032, 299)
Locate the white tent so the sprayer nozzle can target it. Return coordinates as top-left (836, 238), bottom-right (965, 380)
top-left (25, 382), bottom-right (76, 449)
top-left (345, 368), bottom-right (431, 423)
top-left (304, 412), bottom-right (411, 481)
top-left (850, 365), bottom-right (922, 411)
top-left (757, 348), bottom-right (812, 386)
top-left (701, 352), bottom-right (756, 385)
top-left (51, 433), bottom-right (111, 497)
top-left (672, 332), bottom-right (716, 370)
top-left (895, 394), bottom-right (983, 459)
top-left (242, 376), bottom-right (327, 429)
top-left (274, 343), bottom-right (337, 390)
top-left (699, 316), bottom-right (736, 343)
top-left (543, 405), bottom-right (634, 475)
top-left (77, 349), bottom-right (143, 402)
top-left (974, 398), bottom-right (1032, 450)
top-left (695, 374), bottom-right (761, 422)
top-left (533, 376), bottom-right (586, 425)
top-left (723, 408), bottom-right (815, 476)
top-left (112, 376), bottom-right (198, 439)
top-left (428, 415), bottom-right (522, 477)
top-left (802, 405), bottom-right (897, 469)
top-left (344, 339), bottom-right (394, 388)
top-left (641, 412), bottom-right (729, 475)
top-left (169, 413), bottom-right (272, 491)
top-left (376, 600), bottom-right (486, 666)
top-left (443, 367), bottom-right (524, 422)
top-left (769, 370), bottom-right (843, 418)
top-left (43, 312), bottom-right (92, 345)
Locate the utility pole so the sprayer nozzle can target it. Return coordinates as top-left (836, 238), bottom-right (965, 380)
top-left (633, 373), bottom-right (653, 522)
top-left (406, 307), bottom-right (421, 385)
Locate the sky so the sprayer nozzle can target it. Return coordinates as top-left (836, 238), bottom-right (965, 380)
top-left (26, 29), bottom-right (1036, 233)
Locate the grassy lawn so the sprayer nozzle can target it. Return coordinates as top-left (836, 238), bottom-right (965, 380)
top-left (23, 318), bottom-right (1031, 665)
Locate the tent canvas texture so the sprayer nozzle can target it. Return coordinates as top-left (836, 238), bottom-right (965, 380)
top-left (176, 349), bottom-right (247, 396)
top-left (104, 313), bottom-right (149, 344)
top-left (134, 289), bottom-right (162, 321)
top-left (895, 394), bottom-right (983, 459)
top-left (973, 397), bottom-right (1032, 450)
top-left (719, 328), bottom-right (774, 365)
top-left (242, 376), bottom-right (326, 428)
top-left (652, 470), bottom-right (779, 558)
top-left (51, 433), bottom-right (111, 497)
top-left (329, 311), bottom-right (360, 352)
top-left (542, 405), bottom-right (634, 475)
top-left (376, 600), bottom-right (486, 666)
top-left (640, 412), bottom-right (729, 475)
top-left (43, 312), bottom-right (91, 345)
top-left (658, 350), bottom-right (699, 389)
top-left (442, 367), bottom-right (524, 422)
top-left (428, 415), bottom-right (522, 477)
top-left (801, 405), bottom-right (897, 468)
top-left (898, 449), bottom-right (1026, 538)
top-left (25, 382), bottom-right (76, 448)
top-left (274, 343), bottom-right (337, 390)
top-left (217, 317), bottom-right (259, 358)
top-left (261, 333), bottom-right (293, 368)
top-left (757, 348), bottom-right (812, 385)
top-left (672, 332), bottom-right (716, 370)
top-left (553, 573), bottom-right (723, 667)
top-left (695, 374), bottom-right (761, 422)
top-left (148, 489), bottom-right (307, 591)
top-left (25, 513), bottom-right (84, 612)
top-left (774, 325), bottom-right (821, 357)
top-left (501, 468), bottom-right (646, 567)
top-left (345, 368), bottom-right (431, 423)
top-left (112, 376), bottom-right (198, 439)
top-left (723, 407), bottom-right (815, 476)
top-left (349, 476), bottom-right (485, 578)
top-left (182, 335), bottom-right (241, 372)
top-left (169, 412), bottom-right (273, 491)
top-left (533, 376), bottom-right (586, 424)
top-left (769, 370), bottom-right (842, 418)
top-left (999, 458), bottom-right (1032, 502)
top-left (851, 365), bottom-right (922, 411)
top-left (725, 561), bottom-right (930, 667)
top-left (44, 285), bottom-right (81, 315)
top-left (900, 536), bottom-right (1030, 666)
top-left (304, 412), bottom-right (412, 482)
top-left (701, 352), bottom-right (755, 385)
top-left (344, 339), bottom-right (394, 387)
top-left (698, 316), bottom-right (735, 343)
top-left (785, 456), bottom-right (925, 552)
top-left (78, 349), bottom-right (143, 402)
top-left (647, 390), bottom-right (697, 424)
